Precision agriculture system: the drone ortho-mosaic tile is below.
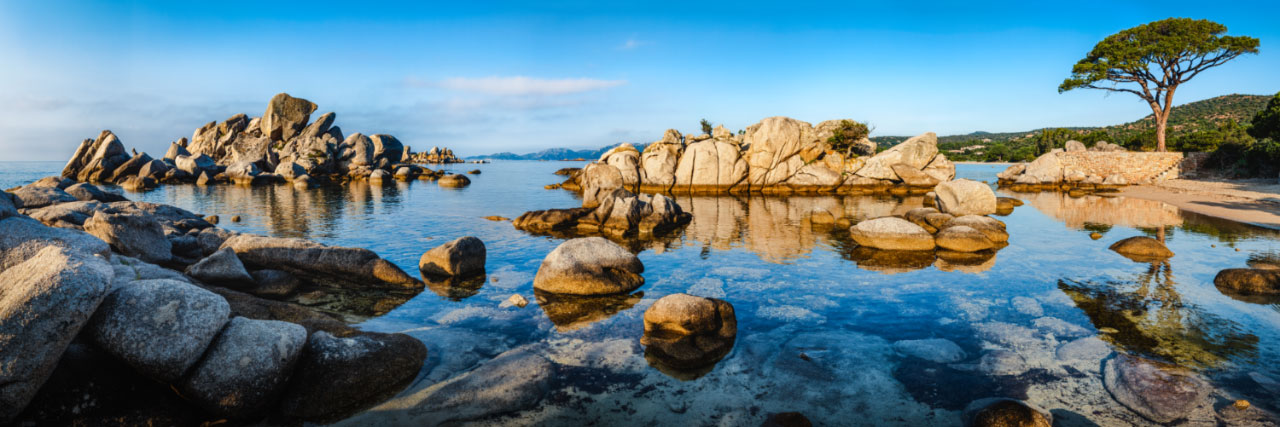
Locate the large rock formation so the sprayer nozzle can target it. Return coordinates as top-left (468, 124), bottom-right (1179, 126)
top-left (560, 117), bottom-right (954, 195)
top-left (998, 150), bottom-right (1184, 190)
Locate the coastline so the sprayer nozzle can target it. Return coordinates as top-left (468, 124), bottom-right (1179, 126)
top-left (1118, 178), bottom-right (1280, 230)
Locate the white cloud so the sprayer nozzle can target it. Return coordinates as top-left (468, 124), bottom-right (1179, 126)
top-left (619, 37), bottom-right (648, 50)
top-left (436, 76), bottom-right (626, 96)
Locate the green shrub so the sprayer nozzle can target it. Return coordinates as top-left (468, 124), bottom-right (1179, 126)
top-left (827, 120), bottom-right (870, 156)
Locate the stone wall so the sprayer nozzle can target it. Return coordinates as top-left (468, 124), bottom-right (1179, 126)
top-left (1055, 152), bottom-right (1184, 184)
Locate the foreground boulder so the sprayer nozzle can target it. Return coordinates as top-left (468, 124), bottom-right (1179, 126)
top-left (1109, 236), bottom-right (1173, 262)
top-left (0, 216), bottom-right (111, 271)
top-left (933, 179), bottom-right (996, 216)
top-left (278, 330), bottom-right (426, 421)
top-left (1213, 268), bottom-right (1280, 296)
top-left (934, 225), bottom-right (995, 253)
top-left (0, 247), bottom-right (113, 423)
top-left (83, 210), bottom-right (173, 264)
top-left (533, 237), bottom-right (644, 295)
top-left (10, 186), bottom-right (77, 209)
top-left (640, 293), bottom-right (737, 377)
top-left (220, 234), bottom-right (419, 289)
top-left (848, 217), bottom-right (936, 251)
top-left (180, 317), bottom-right (307, 418)
top-left (418, 236), bottom-right (485, 277)
top-left (88, 279), bottom-right (232, 381)
top-left (1103, 354), bottom-right (1209, 423)
top-left (944, 215), bottom-right (1009, 244)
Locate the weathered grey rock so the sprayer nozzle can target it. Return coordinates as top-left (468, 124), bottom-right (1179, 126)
top-left (175, 154), bottom-right (216, 176)
top-left (370, 134), bottom-right (404, 164)
top-left (106, 152), bottom-right (154, 183)
top-left (368, 169), bottom-right (390, 184)
top-left (857, 132), bottom-right (939, 180)
top-left (0, 191), bottom-right (16, 220)
top-left (226, 161), bottom-right (261, 181)
top-left (274, 161), bottom-right (307, 179)
top-left (24, 200), bottom-right (102, 228)
top-left (278, 330), bottom-right (426, 421)
top-left (533, 237), bottom-right (644, 295)
top-left (181, 317), bottom-right (307, 418)
top-left (260, 93), bottom-right (317, 141)
top-left (579, 163), bottom-right (624, 208)
top-left (65, 183), bottom-right (124, 203)
top-left (419, 236), bottom-right (486, 277)
top-left (0, 216), bottom-right (111, 272)
top-left (933, 179), bottom-right (997, 216)
top-left (848, 217), bottom-right (936, 251)
top-left (512, 207), bottom-right (594, 233)
top-left (892, 338), bottom-right (966, 363)
top-left (340, 133), bottom-right (374, 167)
top-left (922, 154), bottom-right (955, 182)
top-left (0, 246), bottom-right (112, 423)
top-left (88, 279), bottom-right (232, 381)
top-left (10, 185), bottom-right (77, 209)
top-left (1109, 236), bottom-right (1174, 261)
top-left (935, 225), bottom-right (995, 252)
top-left (186, 247), bottom-right (253, 285)
top-left (63, 131), bottom-right (132, 182)
top-left (83, 210), bottom-right (172, 264)
top-left (372, 345), bottom-right (551, 425)
top-left (1213, 268), bottom-right (1280, 296)
top-left (120, 176), bottom-right (157, 191)
top-left (298, 112), bottom-right (335, 140)
top-left (743, 116), bottom-right (815, 186)
top-left (1104, 354), bottom-right (1209, 424)
top-left (219, 234), bottom-right (419, 289)
top-left (437, 174), bottom-right (470, 188)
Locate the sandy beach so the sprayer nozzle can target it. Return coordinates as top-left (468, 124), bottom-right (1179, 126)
top-left (1120, 177), bottom-right (1280, 229)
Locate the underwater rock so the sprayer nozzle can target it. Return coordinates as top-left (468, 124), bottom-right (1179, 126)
top-left (535, 290), bottom-right (641, 331)
top-left (1103, 354), bottom-right (1209, 424)
top-left (1213, 268), bottom-right (1280, 296)
top-left (963, 398), bottom-right (1052, 427)
top-left (892, 338), bottom-right (966, 364)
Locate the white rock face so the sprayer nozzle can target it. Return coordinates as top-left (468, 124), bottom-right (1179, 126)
top-left (743, 116), bottom-right (816, 187)
top-left (857, 132), bottom-right (939, 181)
top-left (598, 144), bottom-right (641, 187)
top-left (1016, 152), bottom-right (1063, 184)
top-left (672, 138), bottom-right (748, 190)
top-left (639, 132), bottom-right (683, 190)
top-left (933, 179), bottom-right (997, 216)
top-left (579, 163), bottom-right (625, 208)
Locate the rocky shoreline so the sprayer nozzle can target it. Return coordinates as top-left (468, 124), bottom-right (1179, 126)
top-left (58, 93), bottom-right (480, 193)
top-left (0, 177), bottom-right (429, 424)
top-left (995, 141), bottom-right (1184, 193)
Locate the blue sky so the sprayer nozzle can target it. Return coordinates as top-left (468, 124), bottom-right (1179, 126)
top-left (1, 1), bottom-right (1277, 161)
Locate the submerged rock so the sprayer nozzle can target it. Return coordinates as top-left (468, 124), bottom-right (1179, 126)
top-left (533, 237), bottom-right (644, 295)
top-left (892, 338), bottom-right (966, 364)
top-left (1103, 354), bottom-right (1209, 424)
top-left (0, 246), bottom-right (113, 423)
top-left (964, 398), bottom-right (1052, 427)
top-left (535, 290), bottom-right (642, 331)
top-left (848, 217), bottom-right (936, 251)
top-left (1109, 236), bottom-right (1173, 262)
top-left (87, 279), bottom-right (232, 382)
top-left (762, 412), bottom-right (814, 427)
top-left (418, 236), bottom-right (486, 277)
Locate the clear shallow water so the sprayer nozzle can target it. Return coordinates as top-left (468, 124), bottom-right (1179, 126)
top-left (4, 161), bottom-right (1280, 425)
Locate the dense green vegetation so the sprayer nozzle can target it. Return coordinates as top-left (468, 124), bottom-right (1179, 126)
top-left (826, 120), bottom-right (870, 156)
top-left (873, 94), bottom-right (1273, 163)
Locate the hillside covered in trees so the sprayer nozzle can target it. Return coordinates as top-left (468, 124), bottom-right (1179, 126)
top-left (872, 94), bottom-right (1271, 162)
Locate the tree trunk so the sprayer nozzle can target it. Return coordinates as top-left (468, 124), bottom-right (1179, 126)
top-left (1155, 112), bottom-right (1168, 152)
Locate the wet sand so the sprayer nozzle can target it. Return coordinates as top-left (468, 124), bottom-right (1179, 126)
top-left (1120, 178), bottom-right (1280, 230)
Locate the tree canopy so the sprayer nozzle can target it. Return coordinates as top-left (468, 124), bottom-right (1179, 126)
top-left (1248, 91), bottom-right (1280, 141)
top-left (1059, 18), bottom-right (1259, 151)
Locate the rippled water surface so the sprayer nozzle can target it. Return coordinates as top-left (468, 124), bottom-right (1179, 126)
top-left (5, 160), bottom-right (1280, 425)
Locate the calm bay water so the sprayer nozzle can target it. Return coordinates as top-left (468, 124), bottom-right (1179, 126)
top-left (4, 160), bottom-right (1280, 425)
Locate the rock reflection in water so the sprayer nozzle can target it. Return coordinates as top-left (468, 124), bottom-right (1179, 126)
top-left (1058, 261), bottom-right (1259, 369)
top-left (1006, 191), bottom-right (1182, 231)
top-left (534, 290), bottom-right (642, 332)
top-left (157, 181), bottom-right (409, 239)
top-left (642, 334), bottom-right (735, 381)
top-left (286, 286), bottom-right (419, 323)
top-left (423, 274), bottom-right (486, 301)
top-left (675, 195), bottom-right (925, 264)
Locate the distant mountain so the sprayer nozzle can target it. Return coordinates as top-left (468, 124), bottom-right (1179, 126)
top-left (872, 94), bottom-right (1271, 146)
top-left (472, 144), bottom-right (649, 161)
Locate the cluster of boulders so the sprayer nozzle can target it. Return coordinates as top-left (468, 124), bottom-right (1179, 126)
top-left (406, 146), bottom-right (463, 164)
top-left (513, 186), bottom-right (692, 241)
top-left (558, 117), bottom-right (955, 196)
top-left (58, 93), bottom-right (470, 190)
top-left (843, 179), bottom-right (1017, 272)
top-left (997, 140), bottom-right (1183, 192)
top-left (0, 177), bottom-right (427, 424)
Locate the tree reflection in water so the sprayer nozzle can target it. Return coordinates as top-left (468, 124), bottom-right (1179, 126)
top-left (1058, 260), bottom-right (1259, 369)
